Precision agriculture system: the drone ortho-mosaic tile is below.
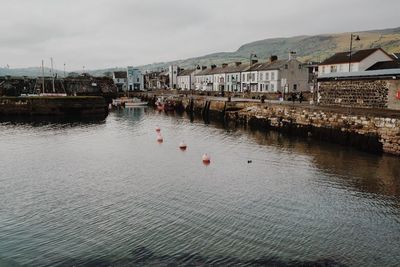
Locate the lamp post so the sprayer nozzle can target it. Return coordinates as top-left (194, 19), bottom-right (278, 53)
top-left (348, 34), bottom-right (360, 72)
top-left (249, 53), bottom-right (257, 92)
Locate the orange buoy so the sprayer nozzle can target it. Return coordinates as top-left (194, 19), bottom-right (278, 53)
top-left (157, 134), bottom-right (163, 143)
top-left (179, 142), bottom-right (187, 151)
top-left (155, 127), bottom-right (161, 132)
top-left (202, 153), bottom-right (211, 165)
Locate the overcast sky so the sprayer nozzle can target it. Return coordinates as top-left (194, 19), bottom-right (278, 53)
top-left (0, 0), bottom-right (399, 70)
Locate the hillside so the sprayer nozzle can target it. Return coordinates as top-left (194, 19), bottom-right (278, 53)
top-left (136, 26), bottom-right (400, 72)
top-left (2, 26), bottom-right (400, 77)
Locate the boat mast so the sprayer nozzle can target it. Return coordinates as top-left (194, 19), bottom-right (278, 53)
top-left (41, 60), bottom-right (45, 94)
top-left (51, 57), bottom-right (55, 93)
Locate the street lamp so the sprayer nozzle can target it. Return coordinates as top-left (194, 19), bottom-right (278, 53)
top-left (248, 53), bottom-right (257, 92)
top-left (348, 34), bottom-right (361, 72)
top-left (250, 53), bottom-right (257, 64)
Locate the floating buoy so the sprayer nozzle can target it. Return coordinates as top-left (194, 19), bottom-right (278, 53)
top-left (155, 127), bottom-right (161, 133)
top-left (179, 142), bottom-right (187, 151)
top-left (202, 153), bottom-right (211, 165)
top-left (157, 134), bottom-right (163, 143)
top-left (247, 160), bottom-right (252, 164)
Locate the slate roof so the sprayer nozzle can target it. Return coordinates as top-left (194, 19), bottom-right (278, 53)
top-left (367, 61), bottom-right (400, 70)
top-left (248, 60), bottom-right (287, 71)
top-left (320, 48), bottom-right (389, 65)
top-left (113, 71), bottom-right (127, 79)
top-left (177, 69), bottom-right (196, 76)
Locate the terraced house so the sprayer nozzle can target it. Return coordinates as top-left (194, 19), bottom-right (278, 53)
top-left (177, 68), bottom-right (197, 90)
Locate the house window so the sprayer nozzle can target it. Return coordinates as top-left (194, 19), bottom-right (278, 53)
top-left (242, 74), bottom-right (245, 81)
top-left (284, 64), bottom-right (288, 69)
top-left (251, 73), bottom-right (255, 81)
top-left (271, 72), bottom-right (275, 80)
top-left (265, 84), bottom-right (269, 91)
top-left (330, 65), bottom-right (337, 73)
top-left (266, 72), bottom-right (269, 80)
top-left (293, 84), bottom-right (297, 90)
top-left (271, 84), bottom-right (275, 90)
top-left (260, 73), bottom-right (264, 81)
top-left (298, 64), bottom-right (302, 69)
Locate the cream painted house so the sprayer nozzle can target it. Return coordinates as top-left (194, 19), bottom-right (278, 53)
top-left (318, 48), bottom-right (394, 75)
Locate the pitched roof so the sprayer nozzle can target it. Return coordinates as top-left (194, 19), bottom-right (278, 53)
top-left (113, 71), bottom-right (127, 78)
top-left (367, 60), bottom-right (400, 70)
top-left (249, 60), bottom-right (287, 71)
top-left (320, 48), bottom-right (388, 65)
top-left (222, 63), bottom-right (250, 73)
top-left (177, 69), bottom-right (196, 76)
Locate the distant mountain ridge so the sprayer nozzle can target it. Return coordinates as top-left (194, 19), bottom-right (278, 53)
top-left (2, 26), bottom-right (400, 77)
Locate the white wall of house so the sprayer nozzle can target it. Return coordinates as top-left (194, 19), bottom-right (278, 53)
top-left (177, 76), bottom-right (188, 90)
top-left (195, 74), bottom-right (213, 91)
top-left (225, 72), bottom-right (241, 92)
top-left (318, 63), bottom-right (358, 74)
top-left (258, 70), bottom-right (279, 92)
top-left (213, 73), bottom-right (226, 91)
top-left (359, 50), bottom-right (393, 71)
top-left (319, 49), bottom-right (394, 75)
top-left (241, 70), bottom-right (258, 92)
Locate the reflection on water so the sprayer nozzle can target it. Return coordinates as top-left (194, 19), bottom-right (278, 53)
top-left (0, 108), bottom-right (399, 267)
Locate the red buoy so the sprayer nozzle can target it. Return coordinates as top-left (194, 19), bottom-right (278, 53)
top-left (157, 134), bottom-right (163, 143)
top-left (202, 153), bottom-right (211, 165)
top-left (155, 127), bottom-right (161, 133)
top-left (179, 142), bottom-right (187, 151)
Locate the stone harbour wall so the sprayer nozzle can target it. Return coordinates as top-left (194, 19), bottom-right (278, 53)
top-left (225, 104), bottom-right (400, 156)
top-left (318, 80), bottom-right (389, 108)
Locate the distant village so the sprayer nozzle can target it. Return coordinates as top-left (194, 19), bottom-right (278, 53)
top-left (1, 46), bottom-right (400, 110)
top-left (110, 47), bottom-right (400, 108)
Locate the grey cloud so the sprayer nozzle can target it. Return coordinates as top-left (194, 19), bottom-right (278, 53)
top-left (0, 0), bottom-right (399, 70)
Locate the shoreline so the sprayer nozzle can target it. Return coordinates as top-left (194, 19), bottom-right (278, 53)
top-left (136, 92), bottom-right (400, 156)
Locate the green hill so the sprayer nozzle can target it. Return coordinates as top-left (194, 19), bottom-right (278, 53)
top-left (137, 26), bottom-right (400, 71)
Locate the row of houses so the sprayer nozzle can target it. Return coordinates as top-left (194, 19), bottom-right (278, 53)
top-left (112, 48), bottom-right (400, 97)
top-left (176, 53), bottom-right (312, 94)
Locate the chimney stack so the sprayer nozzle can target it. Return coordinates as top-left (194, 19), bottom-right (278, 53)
top-left (270, 55), bottom-right (278, 62)
top-left (211, 64), bottom-right (217, 70)
top-left (235, 62), bottom-right (242, 66)
top-left (251, 59), bottom-right (258, 65)
top-left (289, 51), bottom-right (296, 60)
top-left (201, 66), bottom-right (207, 70)
top-left (222, 63), bottom-right (228, 68)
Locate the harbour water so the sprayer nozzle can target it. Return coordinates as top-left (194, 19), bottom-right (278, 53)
top-left (0, 108), bottom-right (399, 267)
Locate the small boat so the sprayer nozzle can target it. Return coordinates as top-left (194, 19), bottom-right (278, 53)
top-left (112, 97), bottom-right (148, 108)
top-left (124, 98), bottom-right (148, 107)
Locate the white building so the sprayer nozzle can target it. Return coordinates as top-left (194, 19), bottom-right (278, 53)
top-left (213, 64), bottom-right (228, 92)
top-left (318, 48), bottom-right (394, 75)
top-left (127, 66), bottom-right (144, 91)
top-left (169, 65), bottom-right (179, 89)
top-left (177, 68), bottom-right (198, 90)
top-left (112, 71), bottom-right (127, 92)
top-left (194, 65), bottom-right (216, 91)
top-left (241, 61), bottom-right (260, 92)
top-left (225, 62), bottom-right (249, 92)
